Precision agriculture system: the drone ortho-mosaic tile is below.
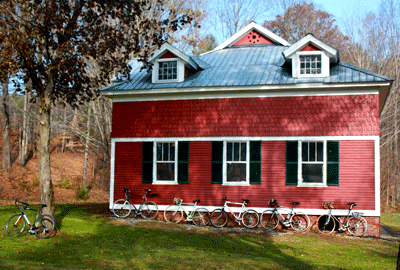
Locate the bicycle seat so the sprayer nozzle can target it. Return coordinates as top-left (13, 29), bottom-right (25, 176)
top-left (242, 199), bottom-right (249, 203)
top-left (145, 189), bottom-right (151, 192)
top-left (349, 202), bottom-right (357, 206)
top-left (293, 202), bottom-right (299, 205)
top-left (193, 200), bottom-right (200, 203)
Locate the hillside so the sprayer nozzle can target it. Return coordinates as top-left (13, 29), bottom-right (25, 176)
top-left (0, 141), bottom-right (109, 206)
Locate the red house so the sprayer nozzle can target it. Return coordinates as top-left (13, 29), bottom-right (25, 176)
top-left (101, 22), bottom-right (392, 236)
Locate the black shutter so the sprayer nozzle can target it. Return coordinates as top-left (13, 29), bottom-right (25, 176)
top-left (286, 141), bottom-right (298, 185)
top-left (327, 141), bottom-right (339, 186)
top-left (250, 141), bottom-right (262, 184)
top-left (211, 141), bottom-right (223, 184)
top-left (178, 142), bottom-right (189, 184)
top-left (142, 142), bottom-right (153, 183)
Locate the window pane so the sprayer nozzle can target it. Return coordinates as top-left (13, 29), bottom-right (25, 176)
top-left (157, 143), bottom-right (162, 161)
top-left (157, 163), bottom-right (175, 181)
top-left (309, 142), bottom-right (316, 161)
top-left (227, 142), bottom-right (233, 161)
top-left (163, 143), bottom-right (169, 161)
top-left (317, 142), bottom-right (323, 162)
top-left (302, 142), bottom-right (308, 161)
top-left (302, 164), bottom-right (323, 183)
top-left (233, 143), bottom-right (240, 161)
top-left (241, 143), bottom-right (247, 161)
top-left (227, 163), bottom-right (246, 182)
top-left (169, 143), bottom-right (175, 161)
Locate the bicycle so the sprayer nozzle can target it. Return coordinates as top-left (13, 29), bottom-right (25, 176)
top-left (6, 199), bottom-right (55, 239)
top-left (112, 187), bottom-right (158, 219)
top-left (209, 197), bottom-right (259, 228)
top-left (317, 202), bottom-right (368, 236)
top-left (260, 199), bottom-right (310, 232)
top-left (164, 198), bottom-right (210, 226)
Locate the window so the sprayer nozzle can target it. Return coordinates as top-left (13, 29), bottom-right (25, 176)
top-left (142, 141), bottom-right (189, 185)
top-left (285, 140), bottom-right (339, 187)
top-left (300, 55), bottom-right (321, 75)
top-left (156, 142), bottom-right (176, 182)
top-left (301, 141), bottom-right (324, 184)
top-left (212, 141), bottom-right (261, 185)
top-left (226, 142), bottom-right (247, 183)
top-left (158, 60), bottom-right (177, 80)
top-left (293, 51), bottom-right (329, 78)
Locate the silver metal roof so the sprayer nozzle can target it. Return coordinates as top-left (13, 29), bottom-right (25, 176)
top-left (102, 45), bottom-right (392, 93)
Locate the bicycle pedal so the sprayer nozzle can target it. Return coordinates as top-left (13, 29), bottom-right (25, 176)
top-left (28, 229), bottom-right (35, 234)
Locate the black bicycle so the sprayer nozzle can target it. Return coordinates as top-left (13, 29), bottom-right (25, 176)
top-left (6, 199), bottom-right (55, 239)
top-left (112, 187), bottom-right (158, 219)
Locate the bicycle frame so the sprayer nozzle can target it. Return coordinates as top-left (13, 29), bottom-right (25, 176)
top-left (270, 206), bottom-right (294, 223)
top-left (176, 200), bottom-right (202, 220)
top-left (323, 203), bottom-right (354, 230)
top-left (222, 200), bottom-right (248, 224)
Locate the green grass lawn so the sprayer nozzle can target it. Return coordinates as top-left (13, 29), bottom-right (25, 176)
top-left (382, 212), bottom-right (400, 236)
top-left (0, 204), bottom-right (398, 269)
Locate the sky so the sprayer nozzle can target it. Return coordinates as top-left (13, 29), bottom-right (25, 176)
top-left (313, 0), bottom-right (380, 16)
top-left (312, 0), bottom-right (381, 22)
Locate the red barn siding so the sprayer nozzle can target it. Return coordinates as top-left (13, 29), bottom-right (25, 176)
top-left (111, 95), bottom-right (380, 138)
top-left (233, 30), bottom-right (275, 46)
top-left (113, 140), bottom-right (376, 211)
top-left (301, 44), bottom-right (320, 51)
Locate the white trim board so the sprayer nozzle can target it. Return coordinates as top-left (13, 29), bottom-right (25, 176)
top-left (108, 89), bottom-right (380, 103)
top-left (111, 135), bottom-right (379, 143)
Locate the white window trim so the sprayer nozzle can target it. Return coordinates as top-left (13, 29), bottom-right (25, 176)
top-left (293, 51), bottom-right (330, 78)
top-left (153, 141), bottom-right (178, 185)
top-left (298, 140), bottom-right (327, 187)
top-left (152, 58), bottom-right (185, 83)
top-left (222, 140), bottom-right (250, 186)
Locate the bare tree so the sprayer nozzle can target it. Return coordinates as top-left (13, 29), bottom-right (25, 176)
top-left (1, 80), bottom-right (11, 171)
top-left (0, 0), bottom-right (193, 218)
top-left (210, 0), bottom-right (273, 40)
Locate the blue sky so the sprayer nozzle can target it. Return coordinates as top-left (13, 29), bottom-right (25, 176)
top-left (312, 0), bottom-right (381, 20)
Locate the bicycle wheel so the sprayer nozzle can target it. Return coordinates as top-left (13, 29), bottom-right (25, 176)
top-left (290, 213), bottom-right (310, 232)
top-left (6, 214), bottom-right (26, 237)
top-left (260, 211), bottom-right (279, 230)
top-left (317, 214), bottom-right (335, 234)
top-left (192, 208), bottom-right (210, 226)
top-left (210, 209), bottom-right (228, 228)
top-left (112, 199), bottom-right (132, 218)
top-left (346, 216), bottom-right (368, 236)
top-left (140, 201), bottom-right (158, 220)
top-left (164, 205), bottom-right (183, 223)
top-left (35, 215), bottom-right (55, 239)
top-left (242, 210), bottom-right (259, 228)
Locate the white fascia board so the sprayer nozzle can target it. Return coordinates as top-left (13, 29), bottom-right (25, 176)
top-left (283, 34), bottom-right (338, 61)
top-left (213, 22), bottom-right (290, 51)
top-left (149, 43), bottom-right (198, 70)
top-left (102, 81), bottom-right (388, 100)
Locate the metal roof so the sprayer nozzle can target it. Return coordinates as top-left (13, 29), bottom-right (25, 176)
top-left (102, 45), bottom-right (392, 93)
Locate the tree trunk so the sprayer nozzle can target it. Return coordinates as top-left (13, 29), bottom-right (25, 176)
top-left (38, 86), bottom-right (55, 218)
top-left (20, 91), bottom-right (30, 166)
top-left (82, 107), bottom-right (91, 191)
top-left (1, 80), bottom-right (11, 171)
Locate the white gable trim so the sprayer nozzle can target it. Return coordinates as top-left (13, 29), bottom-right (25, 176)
top-left (283, 34), bottom-right (339, 62)
top-left (213, 22), bottom-right (290, 51)
top-left (149, 43), bottom-right (198, 70)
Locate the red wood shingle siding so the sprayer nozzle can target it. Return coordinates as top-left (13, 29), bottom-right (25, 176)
top-left (113, 140), bottom-right (376, 210)
top-left (233, 30), bottom-right (275, 46)
top-left (112, 95), bottom-right (380, 138)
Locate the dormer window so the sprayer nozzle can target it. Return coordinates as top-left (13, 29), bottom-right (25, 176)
top-left (300, 54), bottom-right (321, 75)
top-left (152, 58), bottom-right (185, 83)
top-left (293, 51), bottom-right (329, 78)
top-left (158, 60), bottom-right (178, 80)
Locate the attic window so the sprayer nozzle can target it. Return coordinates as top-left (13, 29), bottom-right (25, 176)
top-left (300, 55), bottom-right (321, 75)
top-left (158, 60), bottom-right (177, 80)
